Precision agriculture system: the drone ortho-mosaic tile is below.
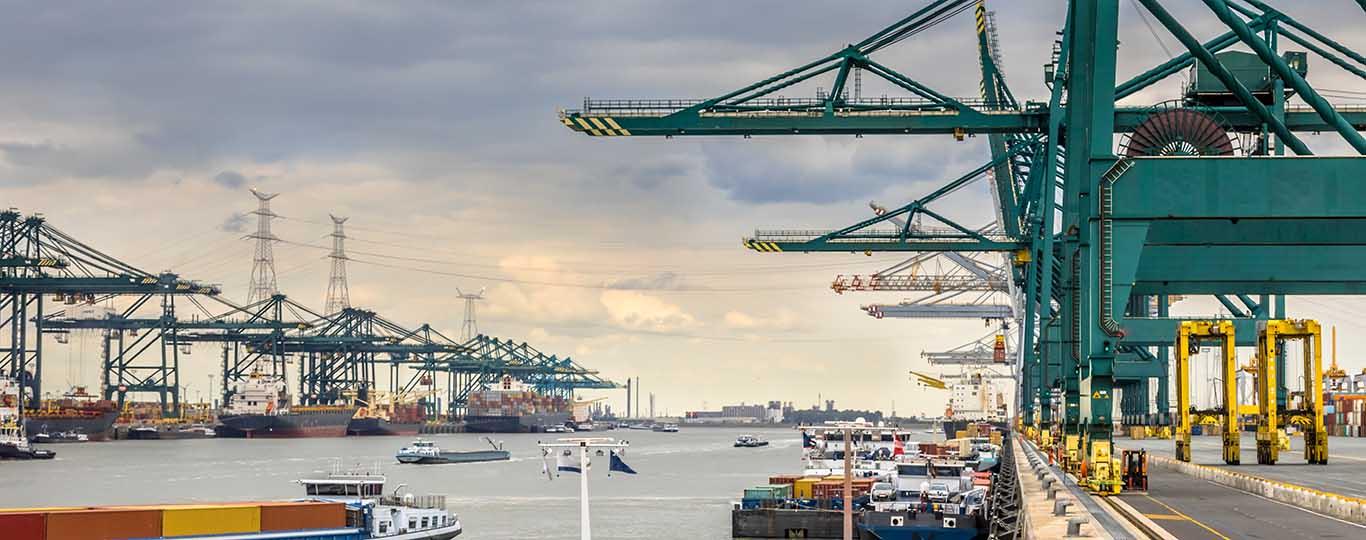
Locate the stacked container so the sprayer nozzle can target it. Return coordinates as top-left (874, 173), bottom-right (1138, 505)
top-left (743, 484), bottom-right (793, 500)
top-left (792, 477), bottom-right (821, 499)
top-left (0, 501), bottom-right (347, 540)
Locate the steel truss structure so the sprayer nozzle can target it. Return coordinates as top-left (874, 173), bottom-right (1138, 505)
top-left (4, 209), bottom-right (616, 417)
top-left (561, 0), bottom-right (1366, 490)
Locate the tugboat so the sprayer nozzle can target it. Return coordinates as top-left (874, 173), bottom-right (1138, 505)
top-left (300, 463), bottom-right (463, 538)
top-left (734, 434), bottom-right (769, 448)
top-left (1, 378), bottom-right (55, 460)
top-left (396, 437), bottom-right (511, 465)
top-left (216, 369), bottom-right (356, 438)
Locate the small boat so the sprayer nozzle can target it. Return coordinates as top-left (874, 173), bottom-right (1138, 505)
top-left (652, 423), bottom-right (679, 433)
top-left (396, 437), bottom-right (511, 465)
top-left (734, 434), bottom-right (769, 448)
top-left (543, 425), bottom-right (570, 433)
top-left (32, 430), bottom-right (88, 443)
top-left (127, 425), bottom-right (217, 440)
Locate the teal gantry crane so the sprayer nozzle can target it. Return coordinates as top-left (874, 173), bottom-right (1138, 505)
top-left (561, 0), bottom-right (1366, 491)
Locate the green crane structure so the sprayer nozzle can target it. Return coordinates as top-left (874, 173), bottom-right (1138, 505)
top-left (561, 0), bottom-right (1366, 490)
top-left (1, 209), bottom-right (220, 411)
top-left (6, 209), bottom-right (617, 418)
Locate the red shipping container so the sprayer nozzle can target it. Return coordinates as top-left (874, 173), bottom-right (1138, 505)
top-left (46, 508), bottom-right (162, 540)
top-left (260, 502), bottom-right (346, 531)
top-left (0, 512), bottom-right (44, 540)
top-left (768, 475), bottom-right (802, 485)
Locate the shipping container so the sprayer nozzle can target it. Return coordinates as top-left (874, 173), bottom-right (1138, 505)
top-left (792, 478), bottom-right (820, 499)
top-left (0, 512), bottom-right (43, 540)
top-left (162, 504), bottom-right (261, 537)
top-left (259, 501), bottom-right (347, 532)
top-left (767, 474), bottom-right (802, 485)
top-left (46, 508), bottom-right (162, 540)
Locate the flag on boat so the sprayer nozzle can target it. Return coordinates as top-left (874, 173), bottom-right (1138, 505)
top-left (556, 448), bottom-right (582, 474)
top-left (802, 430), bottom-right (814, 448)
top-left (893, 435), bottom-right (905, 456)
top-left (541, 448), bottom-right (555, 481)
top-left (609, 449), bottom-right (637, 475)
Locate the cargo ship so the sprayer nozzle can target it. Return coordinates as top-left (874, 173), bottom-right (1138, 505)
top-left (940, 372), bottom-right (1009, 439)
top-left (462, 375), bottom-right (569, 433)
top-left (215, 371), bottom-right (356, 438)
top-left (23, 386), bottom-right (118, 442)
top-left (349, 400), bottom-right (426, 436)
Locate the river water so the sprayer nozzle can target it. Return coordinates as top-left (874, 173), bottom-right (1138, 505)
top-left (2, 426), bottom-right (800, 539)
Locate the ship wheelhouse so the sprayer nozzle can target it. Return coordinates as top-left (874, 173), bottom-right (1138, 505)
top-left (300, 474), bottom-right (387, 498)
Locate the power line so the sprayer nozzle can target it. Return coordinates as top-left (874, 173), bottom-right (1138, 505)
top-left (344, 255), bottom-right (819, 294)
top-left (280, 236), bottom-right (897, 278)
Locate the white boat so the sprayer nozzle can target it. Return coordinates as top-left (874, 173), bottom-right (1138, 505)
top-left (652, 423), bottom-right (679, 433)
top-left (300, 464), bottom-right (462, 539)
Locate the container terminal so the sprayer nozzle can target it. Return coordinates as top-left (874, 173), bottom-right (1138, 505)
top-left (4, 0), bottom-right (1366, 538)
top-left (553, 0), bottom-right (1366, 536)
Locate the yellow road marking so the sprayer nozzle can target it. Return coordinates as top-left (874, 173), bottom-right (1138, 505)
top-left (1143, 513), bottom-right (1185, 521)
top-left (1143, 494), bottom-right (1230, 540)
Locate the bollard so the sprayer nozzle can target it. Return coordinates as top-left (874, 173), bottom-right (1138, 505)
top-left (1048, 486), bottom-right (1062, 500)
top-left (1053, 498), bottom-right (1071, 516)
top-left (1066, 517), bottom-right (1089, 537)
top-left (1037, 470), bottom-right (1049, 481)
top-left (1042, 477), bottom-right (1055, 491)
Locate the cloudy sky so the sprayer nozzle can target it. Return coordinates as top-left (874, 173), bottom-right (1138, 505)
top-left (2, 1), bottom-right (1363, 416)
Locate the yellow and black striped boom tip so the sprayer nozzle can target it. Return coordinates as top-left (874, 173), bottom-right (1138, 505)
top-left (560, 115), bottom-right (632, 136)
top-left (743, 239), bottom-right (784, 253)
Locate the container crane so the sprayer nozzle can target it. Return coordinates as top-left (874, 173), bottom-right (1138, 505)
top-left (561, 0), bottom-right (1366, 494)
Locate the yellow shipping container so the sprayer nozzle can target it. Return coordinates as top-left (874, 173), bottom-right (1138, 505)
top-left (162, 505), bottom-right (261, 537)
top-left (955, 430), bottom-right (968, 439)
top-left (793, 478), bottom-right (820, 499)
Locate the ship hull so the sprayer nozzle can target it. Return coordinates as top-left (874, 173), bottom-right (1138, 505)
top-left (216, 409), bottom-right (355, 438)
top-left (347, 417), bottom-right (423, 436)
top-left (24, 411), bottom-right (118, 442)
top-left (463, 412), bottom-right (569, 433)
top-left (396, 450), bottom-right (510, 465)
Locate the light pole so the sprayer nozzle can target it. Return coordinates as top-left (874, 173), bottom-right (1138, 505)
top-left (819, 419), bottom-right (873, 540)
top-left (539, 437), bottom-right (630, 540)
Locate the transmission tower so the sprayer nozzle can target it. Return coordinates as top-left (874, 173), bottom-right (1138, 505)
top-left (246, 188), bottom-right (280, 302)
top-left (455, 287), bottom-right (485, 341)
top-left (324, 214), bottom-right (351, 313)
